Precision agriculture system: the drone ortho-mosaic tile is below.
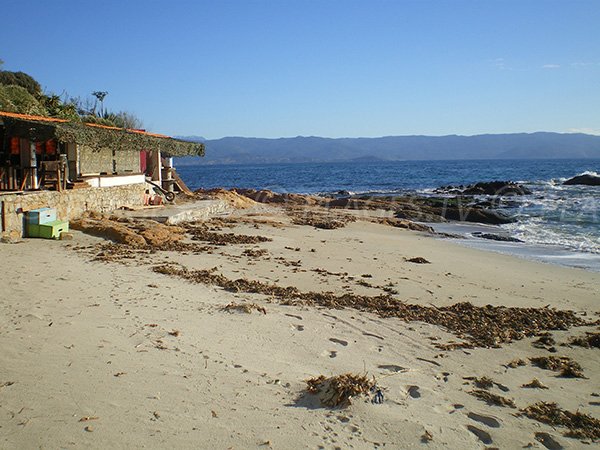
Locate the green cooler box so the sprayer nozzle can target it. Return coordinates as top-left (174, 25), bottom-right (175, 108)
top-left (27, 220), bottom-right (69, 239)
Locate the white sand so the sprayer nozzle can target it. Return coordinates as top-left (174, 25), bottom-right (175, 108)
top-left (1, 209), bottom-right (598, 449)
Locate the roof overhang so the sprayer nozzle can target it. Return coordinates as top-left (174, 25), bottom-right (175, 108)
top-left (0, 112), bottom-right (204, 157)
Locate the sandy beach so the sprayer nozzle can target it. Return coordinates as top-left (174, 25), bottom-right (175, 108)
top-left (1, 199), bottom-right (599, 449)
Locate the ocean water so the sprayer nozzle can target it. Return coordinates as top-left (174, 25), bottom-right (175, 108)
top-left (177, 159), bottom-right (600, 270)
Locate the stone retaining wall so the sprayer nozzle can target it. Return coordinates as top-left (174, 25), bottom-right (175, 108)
top-left (1, 183), bottom-right (146, 238)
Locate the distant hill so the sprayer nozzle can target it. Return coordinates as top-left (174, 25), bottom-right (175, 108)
top-left (174, 132), bottom-right (600, 165)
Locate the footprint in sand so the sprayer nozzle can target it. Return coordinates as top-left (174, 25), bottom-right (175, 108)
top-left (329, 338), bottom-right (348, 346)
top-left (362, 332), bottom-right (384, 340)
top-left (467, 412), bottom-right (501, 428)
top-left (407, 385), bottom-right (421, 399)
top-left (535, 432), bottom-right (563, 450)
top-left (320, 349), bottom-right (338, 358)
top-left (466, 425), bottom-right (493, 445)
top-left (285, 313), bottom-right (303, 321)
top-left (378, 364), bottom-right (406, 373)
top-left (435, 371), bottom-right (451, 382)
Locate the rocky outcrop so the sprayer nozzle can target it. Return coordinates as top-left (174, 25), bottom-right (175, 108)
top-left (435, 181), bottom-right (532, 196)
top-left (563, 174), bottom-right (600, 186)
top-left (433, 207), bottom-right (515, 225)
top-left (233, 188), bottom-right (323, 205)
top-left (234, 189), bottom-right (514, 226)
top-left (472, 232), bottom-right (523, 242)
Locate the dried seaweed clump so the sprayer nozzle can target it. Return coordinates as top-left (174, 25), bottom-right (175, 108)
top-left (186, 224), bottom-right (272, 245)
top-left (290, 210), bottom-right (356, 230)
top-left (242, 248), bottom-right (269, 258)
top-left (469, 389), bottom-right (516, 408)
top-left (530, 356), bottom-right (586, 378)
top-left (506, 359), bottom-right (527, 368)
top-left (521, 402), bottom-right (600, 440)
top-left (568, 332), bottom-right (600, 349)
top-left (305, 373), bottom-right (375, 408)
top-left (405, 257), bottom-right (431, 264)
top-left (473, 376), bottom-right (494, 389)
top-left (222, 302), bottom-right (266, 315)
top-left (521, 378), bottom-right (548, 389)
top-left (532, 332), bottom-right (556, 349)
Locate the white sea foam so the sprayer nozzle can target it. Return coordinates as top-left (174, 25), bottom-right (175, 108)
top-left (503, 219), bottom-right (600, 254)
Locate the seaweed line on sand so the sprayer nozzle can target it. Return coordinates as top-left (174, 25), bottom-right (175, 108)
top-left (468, 389), bottom-right (516, 408)
top-left (521, 402), bottom-right (600, 440)
top-left (152, 263), bottom-right (589, 348)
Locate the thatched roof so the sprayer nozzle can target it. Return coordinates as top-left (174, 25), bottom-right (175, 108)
top-left (0, 111), bottom-right (204, 157)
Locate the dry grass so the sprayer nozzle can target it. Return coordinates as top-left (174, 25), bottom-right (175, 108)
top-left (305, 373), bottom-right (375, 408)
top-left (521, 402), bottom-right (600, 440)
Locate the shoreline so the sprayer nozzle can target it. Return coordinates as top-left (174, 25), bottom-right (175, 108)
top-left (427, 221), bottom-right (600, 273)
top-left (1, 199), bottom-right (599, 448)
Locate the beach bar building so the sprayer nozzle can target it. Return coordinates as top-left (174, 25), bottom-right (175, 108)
top-left (0, 111), bottom-right (203, 238)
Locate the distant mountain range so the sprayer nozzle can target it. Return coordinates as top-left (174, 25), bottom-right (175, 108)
top-left (174, 132), bottom-right (600, 165)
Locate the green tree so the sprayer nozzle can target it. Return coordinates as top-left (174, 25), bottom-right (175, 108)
top-left (0, 84), bottom-right (47, 115)
top-left (40, 93), bottom-right (80, 121)
top-left (0, 70), bottom-right (42, 96)
top-left (91, 90), bottom-right (108, 116)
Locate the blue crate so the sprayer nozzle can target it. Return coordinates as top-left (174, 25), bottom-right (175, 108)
top-left (26, 207), bottom-right (57, 225)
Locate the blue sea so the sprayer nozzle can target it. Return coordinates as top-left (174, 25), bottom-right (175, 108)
top-left (177, 159), bottom-right (600, 271)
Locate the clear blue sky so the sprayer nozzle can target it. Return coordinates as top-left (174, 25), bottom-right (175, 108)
top-left (1, 0), bottom-right (599, 138)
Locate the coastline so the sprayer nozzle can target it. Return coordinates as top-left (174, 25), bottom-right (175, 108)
top-left (427, 221), bottom-right (600, 273)
top-left (179, 160), bottom-right (600, 264)
top-left (1, 201), bottom-right (599, 448)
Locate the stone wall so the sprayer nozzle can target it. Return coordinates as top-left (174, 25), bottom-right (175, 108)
top-left (78, 145), bottom-right (140, 175)
top-left (1, 183), bottom-right (146, 237)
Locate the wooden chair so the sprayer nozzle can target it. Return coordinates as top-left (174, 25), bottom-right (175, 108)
top-left (40, 161), bottom-right (67, 191)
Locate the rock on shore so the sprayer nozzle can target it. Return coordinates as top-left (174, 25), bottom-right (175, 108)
top-left (563, 174), bottom-right (600, 186)
top-left (435, 181), bottom-right (532, 196)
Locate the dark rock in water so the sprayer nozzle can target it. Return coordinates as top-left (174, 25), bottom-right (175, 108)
top-left (435, 181), bottom-right (532, 196)
top-left (438, 207), bottom-right (515, 225)
top-left (563, 174), bottom-right (600, 186)
top-left (472, 232), bottom-right (523, 243)
top-left (463, 181), bottom-right (532, 196)
top-left (336, 190), bottom-right (351, 196)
